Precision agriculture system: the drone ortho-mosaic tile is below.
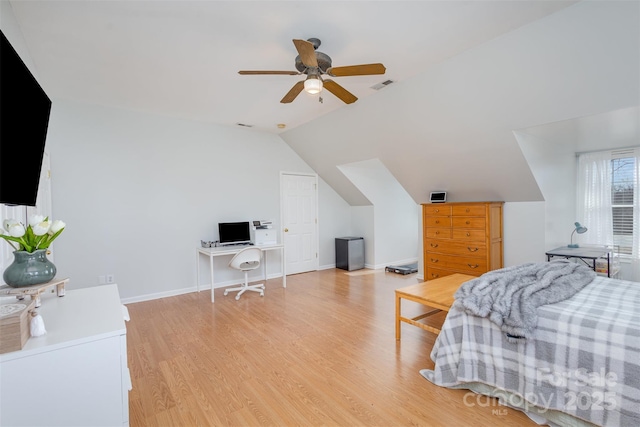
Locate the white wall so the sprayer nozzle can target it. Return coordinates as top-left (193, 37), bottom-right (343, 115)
top-left (37, 99), bottom-right (351, 301)
top-left (503, 202), bottom-right (547, 266)
top-left (338, 159), bottom-right (418, 268)
top-left (317, 178), bottom-right (352, 269)
top-left (2, 0), bottom-right (354, 301)
top-left (515, 131), bottom-right (579, 250)
top-left (351, 206), bottom-right (374, 267)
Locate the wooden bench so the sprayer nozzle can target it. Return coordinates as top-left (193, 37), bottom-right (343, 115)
top-left (395, 273), bottom-right (474, 339)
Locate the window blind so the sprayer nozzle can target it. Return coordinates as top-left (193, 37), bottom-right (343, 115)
top-left (611, 148), bottom-right (637, 255)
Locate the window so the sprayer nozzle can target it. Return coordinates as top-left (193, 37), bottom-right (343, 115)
top-left (577, 147), bottom-right (639, 262)
top-left (611, 152), bottom-right (635, 255)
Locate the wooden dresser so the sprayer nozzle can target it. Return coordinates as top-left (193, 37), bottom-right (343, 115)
top-left (422, 201), bottom-right (504, 280)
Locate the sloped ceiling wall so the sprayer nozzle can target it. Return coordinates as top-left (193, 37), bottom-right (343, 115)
top-left (280, 1), bottom-right (640, 206)
top-left (338, 159), bottom-right (419, 266)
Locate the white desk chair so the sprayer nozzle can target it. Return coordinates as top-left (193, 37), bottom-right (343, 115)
top-left (224, 247), bottom-right (265, 300)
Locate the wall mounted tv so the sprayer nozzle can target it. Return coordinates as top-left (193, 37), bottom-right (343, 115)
top-left (218, 222), bottom-right (251, 245)
top-left (0, 30), bottom-right (52, 206)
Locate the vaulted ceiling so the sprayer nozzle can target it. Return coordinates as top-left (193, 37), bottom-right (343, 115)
top-left (7, 0), bottom-right (577, 133)
top-left (6, 1), bottom-right (639, 205)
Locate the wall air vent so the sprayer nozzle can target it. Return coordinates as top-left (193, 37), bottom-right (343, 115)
top-left (371, 80), bottom-right (395, 90)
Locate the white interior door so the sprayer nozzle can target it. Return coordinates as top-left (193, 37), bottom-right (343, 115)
top-left (281, 173), bottom-right (318, 275)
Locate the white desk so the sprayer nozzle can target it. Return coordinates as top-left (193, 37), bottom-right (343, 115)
top-left (196, 243), bottom-right (285, 302)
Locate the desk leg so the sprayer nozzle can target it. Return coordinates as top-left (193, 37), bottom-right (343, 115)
top-left (281, 246), bottom-right (286, 288)
top-left (395, 294), bottom-right (401, 340)
top-left (263, 251), bottom-right (268, 284)
top-left (196, 250), bottom-right (200, 293)
top-left (209, 255), bottom-right (215, 303)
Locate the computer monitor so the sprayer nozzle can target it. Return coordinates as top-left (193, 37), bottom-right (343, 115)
top-left (218, 221), bottom-right (251, 245)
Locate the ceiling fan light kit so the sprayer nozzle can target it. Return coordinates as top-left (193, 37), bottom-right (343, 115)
top-left (238, 38), bottom-right (386, 104)
top-left (304, 75), bottom-right (323, 94)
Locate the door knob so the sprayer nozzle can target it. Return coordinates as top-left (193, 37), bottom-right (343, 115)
top-left (284, 228), bottom-right (289, 232)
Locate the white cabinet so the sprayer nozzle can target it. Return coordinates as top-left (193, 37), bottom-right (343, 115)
top-left (0, 284), bottom-right (130, 426)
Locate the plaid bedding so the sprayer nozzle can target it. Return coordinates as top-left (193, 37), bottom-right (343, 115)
top-left (421, 275), bottom-right (640, 426)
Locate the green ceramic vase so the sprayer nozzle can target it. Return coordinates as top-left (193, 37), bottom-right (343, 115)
top-left (3, 249), bottom-right (56, 288)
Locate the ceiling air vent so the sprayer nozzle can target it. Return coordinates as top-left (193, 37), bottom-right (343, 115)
top-left (236, 123), bottom-right (253, 128)
top-left (371, 79), bottom-right (395, 90)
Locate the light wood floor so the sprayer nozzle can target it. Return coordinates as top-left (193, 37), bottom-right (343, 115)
top-left (126, 269), bottom-right (537, 426)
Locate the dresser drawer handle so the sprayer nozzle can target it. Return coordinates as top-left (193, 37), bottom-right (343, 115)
top-left (430, 243), bottom-right (439, 248)
top-left (465, 220), bottom-right (470, 225)
top-left (434, 209), bottom-right (439, 213)
top-left (430, 258), bottom-right (439, 263)
top-left (465, 208), bottom-right (470, 213)
top-left (435, 231), bottom-right (440, 235)
top-left (467, 247), bottom-right (479, 252)
top-left (466, 232), bottom-right (471, 237)
top-left (468, 264), bottom-right (479, 269)
top-left (435, 220), bottom-right (440, 224)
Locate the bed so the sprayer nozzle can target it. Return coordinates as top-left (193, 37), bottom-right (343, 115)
top-left (420, 265), bottom-right (640, 427)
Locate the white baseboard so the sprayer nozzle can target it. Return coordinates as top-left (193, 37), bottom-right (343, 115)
top-left (121, 272), bottom-right (283, 304)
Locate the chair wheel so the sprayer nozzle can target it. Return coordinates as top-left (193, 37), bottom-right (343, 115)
top-left (224, 290), bottom-right (228, 296)
top-left (260, 292), bottom-right (264, 297)
top-left (235, 295), bottom-right (240, 301)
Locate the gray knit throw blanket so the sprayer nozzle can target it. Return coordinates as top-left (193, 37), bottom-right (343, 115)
top-left (453, 260), bottom-right (596, 341)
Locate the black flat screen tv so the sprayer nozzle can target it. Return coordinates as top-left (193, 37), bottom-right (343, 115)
top-left (218, 222), bottom-right (251, 245)
top-left (0, 30), bottom-right (52, 206)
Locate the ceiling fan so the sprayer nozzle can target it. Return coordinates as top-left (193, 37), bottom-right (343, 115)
top-left (238, 38), bottom-right (386, 104)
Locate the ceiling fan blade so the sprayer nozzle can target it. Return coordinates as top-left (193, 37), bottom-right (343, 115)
top-left (327, 63), bottom-right (386, 77)
top-left (280, 81), bottom-right (305, 103)
top-left (292, 39), bottom-right (318, 68)
top-left (323, 80), bottom-right (358, 104)
top-left (238, 70), bottom-right (299, 75)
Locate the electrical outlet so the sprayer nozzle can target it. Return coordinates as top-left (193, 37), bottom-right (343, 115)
top-left (106, 274), bottom-right (115, 284)
top-left (98, 275), bottom-right (106, 285)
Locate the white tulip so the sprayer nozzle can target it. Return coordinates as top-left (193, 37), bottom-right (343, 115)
top-left (32, 220), bottom-right (51, 236)
top-left (1, 215), bottom-right (65, 252)
top-left (49, 220), bottom-right (66, 234)
top-left (3, 219), bottom-right (20, 232)
top-left (28, 214), bottom-right (46, 227)
top-left (7, 222), bottom-right (26, 238)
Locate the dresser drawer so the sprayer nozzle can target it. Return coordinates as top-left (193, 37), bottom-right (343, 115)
top-left (424, 205), bottom-right (451, 216)
top-left (452, 205), bottom-right (486, 216)
top-left (424, 216), bottom-right (452, 228)
top-left (425, 267), bottom-right (456, 281)
top-left (425, 228), bottom-right (452, 239)
top-left (452, 229), bottom-right (486, 242)
top-left (452, 217), bottom-right (485, 229)
top-left (425, 240), bottom-right (487, 257)
top-left (426, 254), bottom-right (487, 274)
top-left (425, 267), bottom-right (482, 280)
